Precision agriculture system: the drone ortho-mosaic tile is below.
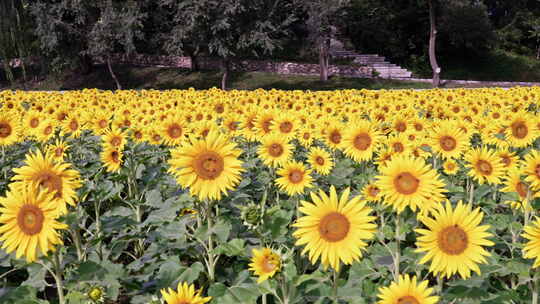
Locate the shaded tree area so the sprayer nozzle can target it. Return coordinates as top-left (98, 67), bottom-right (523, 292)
top-left (2, 0), bottom-right (540, 88)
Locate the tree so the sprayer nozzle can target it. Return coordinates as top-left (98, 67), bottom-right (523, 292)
top-left (161, 0), bottom-right (295, 90)
top-left (30, 0), bottom-right (143, 84)
top-left (428, 0), bottom-right (441, 87)
top-left (297, 0), bottom-right (350, 81)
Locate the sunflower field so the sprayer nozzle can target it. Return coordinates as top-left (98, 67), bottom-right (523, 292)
top-left (2, 87), bottom-right (540, 304)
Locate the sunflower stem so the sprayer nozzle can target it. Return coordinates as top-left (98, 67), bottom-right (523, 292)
top-left (468, 181), bottom-right (474, 204)
top-left (206, 200), bottom-right (216, 283)
top-left (52, 251), bottom-right (66, 304)
top-left (332, 268), bottom-right (340, 303)
top-left (262, 294), bottom-right (267, 304)
top-left (533, 270), bottom-right (539, 304)
top-left (393, 214), bottom-right (401, 281)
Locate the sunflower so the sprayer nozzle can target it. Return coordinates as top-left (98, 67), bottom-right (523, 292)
top-left (522, 217), bottom-right (540, 268)
top-left (430, 121), bottom-right (469, 159)
top-left (257, 132), bottom-right (293, 168)
top-left (0, 186), bottom-right (66, 262)
top-left (101, 145), bottom-right (123, 173)
top-left (11, 150), bottom-right (82, 215)
top-left (307, 147), bottom-right (334, 175)
top-left (362, 182), bottom-right (382, 203)
top-left (239, 110), bottom-right (259, 142)
top-left (376, 274), bottom-right (439, 304)
top-left (161, 282), bottom-right (211, 304)
top-left (35, 119), bottom-right (56, 143)
top-left (254, 110), bottom-right (277, 138)
top-left (465, 147), bottom-right (505, 185)
top-left (376, 154), bottom-right (446, 213)
top-left (375, 148), bottom-right (394, 168)
top-left (415, 201), bottom-right (494, 279)
top-left (386, 133), bottom-right (410, 155)
top-left (322, 122), bottom-right (345, 150)
top-left (46, 139), bottom-right (69, 162)
top-left (341, 120), bottom-right (382, 162)
top-left (102, 127), bottom-right (127, 150)
top-left (89, 111), bottom-right (112, 135)
top-left (23, 110), bottom-right (43, 137)
top-left (505, 111), bottom-right (538, 148)
top-left (221, 114), bottom-right (241, 137)
top-left (497, 149), bottom-right (519, 171)
top-left (297, 127), bottom-right (315, 148)
top-left (160, 115), bottom-right (186, 146)
top-left (293, 186), bottom-right (376, 271)
top-left (168, 130), bottom-right (244, 201)
top-left (502, 167), bottom-right (535, 202)
top-left (271, 113), bottom-right (298, 141)
top-left (442, 159), bottom-right (459, 175)
top-left (523, 150), bottom-right (540, 191)
top-left (0, 112), bottom-right (21, 146)
top-left (248, 247), bottom-right (281, 283)
top-left (61, 115), bottom-right (83, 138)
top-left (275, 161), bottom-right (313, 196)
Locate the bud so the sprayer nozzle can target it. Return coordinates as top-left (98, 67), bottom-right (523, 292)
top-left (240, 203), bottom-right (262, 228)
top-left (88, 286), bottom-right (104, 303)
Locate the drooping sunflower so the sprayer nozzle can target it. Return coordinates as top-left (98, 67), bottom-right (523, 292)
top-left (505, 111), bottom-right (538, 148)
top-left (257, 133), bottom-right (293, 168)
top-left (160, 282), bottom-right (211, 304)
top-left (376, 274), bottom-right (439, 304)
top-left (523, 150), bottom-right (540, 191)
top-left (341, 119), bottom-right (382, 163)
top-left (248, 247), bottom-right (281, 284)
top-left (101, 145), bottom-right (123, 173)
top-left (275, 161), bottom-right (313, 196)
top-left (11, 150), bottom-right (82, 215)
top-left (430, 121), bottom-right (469, 159)
top-left (0, 186), bottom-right (66, 262)
top-left (0, 112), bottom-right (21, 146)
top-left (306, 147), bottom-right (334, 175)
top-left (168, 130), bottom-right (244, 201)
top-left (465, 147), bottom-right (505, 185)
top-left (415, 201), bottom-right (494, 279)
top-left (376, 154), bottom-right (446, 213)
top-left (293, 186), bottom-right (376, 271)
top-left (522, 217), bottom-right (540, 268)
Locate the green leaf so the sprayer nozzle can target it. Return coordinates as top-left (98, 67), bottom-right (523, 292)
top-left (214, 238), bottom-right (245, 257)
top-left (21, 264), bottom-right (48, 291)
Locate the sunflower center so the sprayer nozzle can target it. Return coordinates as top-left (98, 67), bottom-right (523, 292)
top-left (0, 123), bottom-right (12, 138)
top-left (57, 112), bottom-right (67, 121)
top-left (69, 120), bottom-right (78, 131)
top-left (98, 119), bottom-right (108, 129)
top-left (392, 142), bottom-right (404, 153)
top-left (279, 122), bottom-right (293, 133)
top-left (167, 124), bottom-right (183, 139)
top-left (30, 118), bottom-right (39, 128)
top-left (111, 136), bottom-right (122, 147)
top-left (288, 169), bottom-right (304, 184)
top-left (439, 136), bottom-right (457, 151)
top-left (153, 134), bottom-right (161, 142)
top-left (476, 160), bottom-right (493, 175)
top-left (55, 147), bottom-right (64, 157)
top-left (17, 204), bottom-right (45, 235)
top-left (329, 131), bottom-right (341, 144)
top-left (111, 151), bottom-right (120, 163)
top-left (44, 126), bottom-right (53, 135)
top-left (397, 296), bottom-right (420, 304)
top-left (368, 186), bottom-right (380, 196)
top-left (303, 132), bottom-right (310, 140)
top-left (319, 212), bottom-right (350, 242)
top-left (315, 156), bottom-right (325, 166)
top-left (228, 122), bottom-right (238, 131)
top-left (261, 256), bottom-right (278, 273)
top-left (37, 172), bottom-right (63, 199)
top-left (511, 121), bottom-right (528, 139)
top-left (262, 119), bottom-right (273, 133)
top-left (501, 156), bottom-right (511, 167)
top-left (353, 133), bottom-right (372, 151)
top-left (193, 151), bottom-right (224, 180)
top-left (414, 123), bottom-right (423, 131)
top-left (535, 164), bottom-right (540, 179)
top-left (438, 225), bottom-right (468, 255)
top-left (395, 122), bottom-right (406, 132)
top-left (446, 163), bottom-right (455, 170)
top-left (202, 129), bottom-right (210, 137)
top-left (516, 181), bottom-right (528, 198)
top-left (134, 131), bottom-right (143, 139)
top-left (268, 143), bottom-right (284, 157)
top-left (393, 172), bottom-right (419, 195)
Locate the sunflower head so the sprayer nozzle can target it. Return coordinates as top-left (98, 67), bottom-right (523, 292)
top-left (160, 282), bottom-right (211, 304)
top-left (248, 248), bottom-right (281, 283)
top-left (275, 161), bottom-right (313, 196)
top-left (377, 274), bottom-right (439, 304)
top-left (293, 186), bottom-right (376, 271)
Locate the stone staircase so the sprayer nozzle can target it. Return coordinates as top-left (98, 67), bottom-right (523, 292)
top-left (331, 50), bottom-right (413, 79)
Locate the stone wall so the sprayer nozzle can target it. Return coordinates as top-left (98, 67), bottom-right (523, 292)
top-left (104, 53), bottom-right (374, 78)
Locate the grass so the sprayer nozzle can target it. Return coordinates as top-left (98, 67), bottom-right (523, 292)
top-left (0, 64), bottom-right (431, 91)
top-left (409, 49), bottom-right (540, 82)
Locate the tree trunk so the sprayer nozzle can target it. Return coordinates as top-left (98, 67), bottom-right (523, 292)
top-left (428, 0), bottom-right (441, 88)
top-left (319, 39), bottom-right (328, 82)
top-left (191, 56), bottom-right (200, 71)
top-left (79, 54), bottom-right (93, 75)
top-left (221, 57), bottom-right (229, 90)
top-left (107, 57), bottom-right (122, 90)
